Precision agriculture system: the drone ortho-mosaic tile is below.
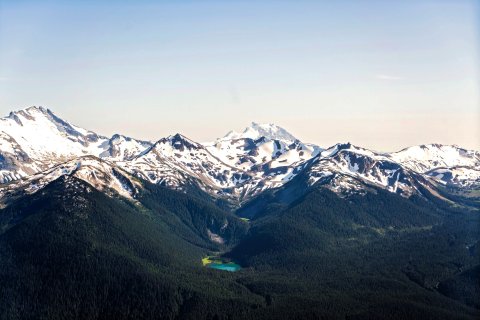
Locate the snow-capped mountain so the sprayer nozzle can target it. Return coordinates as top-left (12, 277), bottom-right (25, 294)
top-left (119, 133), bottom-right (257, 202)
top-left (206, 123), bottom-right (321, 198)
top-left (389, 144), bottom-right (479, 173)
top-left (0, 156), bottom-right (141, 208)
top-left (0, 106), bottom-right (152, 183)
top-left (221, 122), bottom-right (298, 143)
top-left (388, 144), bottom-right (480, 195)
top-left (0, 106), bottom-right (478, 208)
top-left (306, 143), bottom-right (435, 198)
top-left (101, 134), bottom-right (152, 161)
top-left (207, 122), bottom-right (321, 169)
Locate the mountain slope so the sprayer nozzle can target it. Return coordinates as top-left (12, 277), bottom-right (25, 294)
top-left (227, 184), bottom-right (480, 319)
top-left (0, 156), bottom-right (142, 208)
top-left (308, 143), bottom-right (436, 197)
top-left (0, 176), bottom-right (259, 319)
top-left (0, 106), bottom-right (151, 183)
top-left (120, 133), bottom-right (258, 206)
top-left (1, 168), bottom-right (478, 319)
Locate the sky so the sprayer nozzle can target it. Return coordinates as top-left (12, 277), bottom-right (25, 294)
top-left (0, 0), bottom-right (478, 151)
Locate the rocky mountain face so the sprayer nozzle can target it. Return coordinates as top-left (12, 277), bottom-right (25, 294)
top-left (0, 106), bottom-right (478, 208)
top-left (0, 155), bottom-right (142, 208)
top-left (305, 143), bottom-right (428, 198)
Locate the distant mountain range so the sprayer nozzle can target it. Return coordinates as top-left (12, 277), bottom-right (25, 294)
top-left (0, 106), bottom-right (478, 210)
top-left (0, 106), bottom-right (479, 319)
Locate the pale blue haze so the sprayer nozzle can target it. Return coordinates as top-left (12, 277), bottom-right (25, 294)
top-left (0, 0), bottom-right (478, 150)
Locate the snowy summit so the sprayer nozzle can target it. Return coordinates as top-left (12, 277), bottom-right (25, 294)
top-left (221, 122), bottom-right (298, 143)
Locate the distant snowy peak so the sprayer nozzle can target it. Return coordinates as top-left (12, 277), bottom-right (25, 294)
top-left (308, 142), bottom-right (421, 197)
top-left (155, 133), bottom-right (203, 152)
top-left (0, 106), bottom-right (151, 183)
top-left (1, 106), bottom-right (104, 158)
top-left (320, 142), bottom-right (374, 158)
top-left (222, 122), bottom-right (298, 143)
top-left (124, 132), bottom-right (255, 196)
top-left (389, 144), bottom-right (480, 173)
top-left (207, 124), bottom-right (321, 185)
top-left (104, 134), bottom-right (152, 161)
top-left (305, 142), bottom-right (480, 200)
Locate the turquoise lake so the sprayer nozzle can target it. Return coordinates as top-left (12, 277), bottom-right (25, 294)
top-left (207, 263), bottom-right (241, 272)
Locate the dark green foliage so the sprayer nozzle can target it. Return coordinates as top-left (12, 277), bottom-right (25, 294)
top-left (138, 182), bottom-right (248, 249)
top-left (227, 186), bottom-right (480, 319)
top-left (438, 265), bottom-right (480, 309)
top-left (0, 176), bottom-right (478, 319)
top-left (0, 177), bottom-right (261, 319)
top-left (229, 186), bottom-right (445, 265)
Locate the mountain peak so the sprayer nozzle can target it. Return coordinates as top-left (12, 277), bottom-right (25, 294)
top-left (6, 105), bottom-right (50, 121)
top-left (25, 105), bottom-right (49, 113)
top-left (221, 122), bottom-right (298, 143)
top-left (17, 105), bottom-right (49, 114)
top-left (389, 143), bottom-right (480, 173)
top-left (156, 133), bottom-right (202, 151)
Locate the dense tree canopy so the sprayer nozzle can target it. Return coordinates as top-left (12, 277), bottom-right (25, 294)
top-left (0, 176), bottom-right (478, 319)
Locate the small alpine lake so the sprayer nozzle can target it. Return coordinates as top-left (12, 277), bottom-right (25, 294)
top-left (202, 256), bottom-right (241, 272)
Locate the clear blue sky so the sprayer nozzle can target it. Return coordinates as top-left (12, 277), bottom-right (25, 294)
top-left (0, 0), bottom-right (478, 150)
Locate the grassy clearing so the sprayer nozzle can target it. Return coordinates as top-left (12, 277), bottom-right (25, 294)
top-left (201, 256), bottom-right (222, 266)
top-left (202, 256), bottom-right (239, 267)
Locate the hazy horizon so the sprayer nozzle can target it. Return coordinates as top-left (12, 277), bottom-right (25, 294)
top-left (2, 105), bottom-right (478, 153)
top-left (1, 1), bottom-right (479, 150)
